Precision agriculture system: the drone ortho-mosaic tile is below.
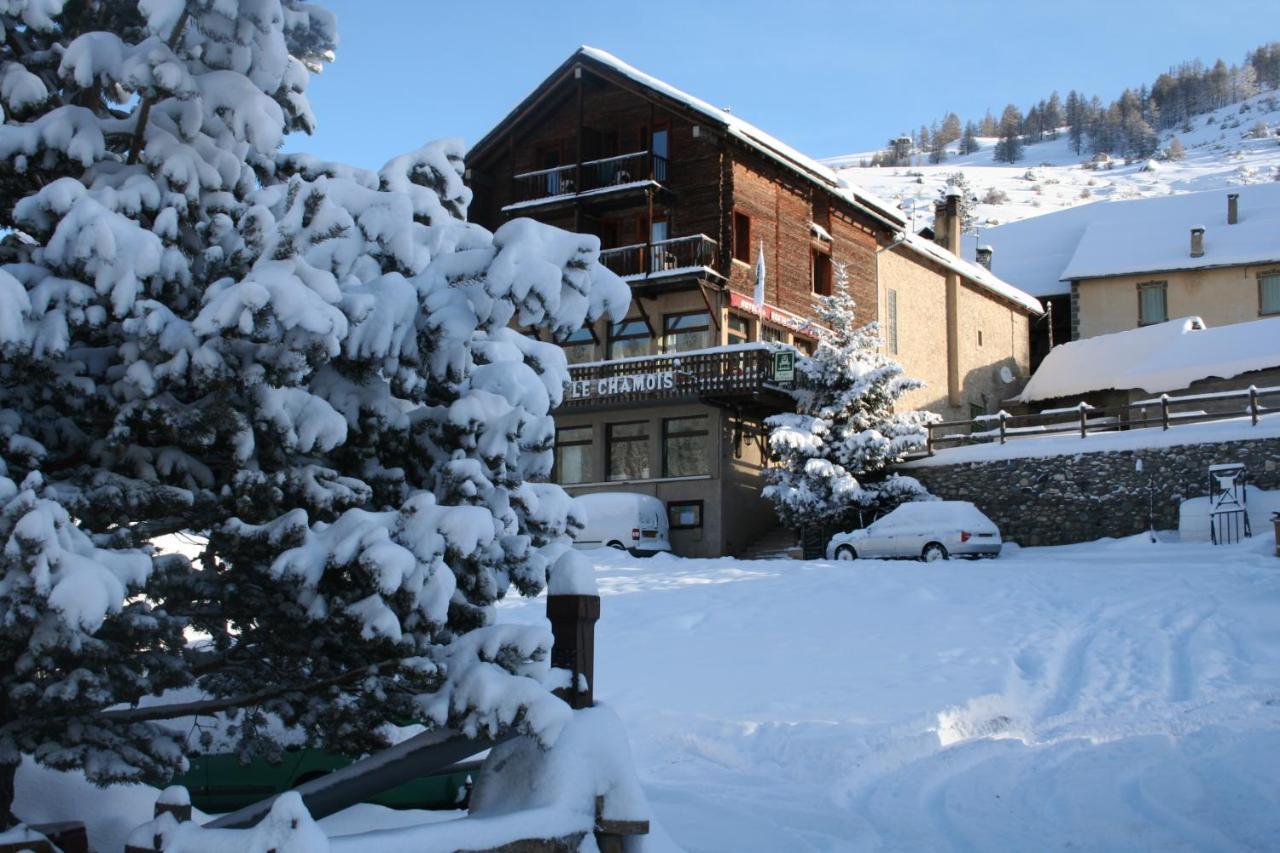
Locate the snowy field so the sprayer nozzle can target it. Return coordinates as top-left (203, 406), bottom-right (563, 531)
top-left (500, 536), bottom-right (1280, 852)
top-left (825, 91), bottom-right (1280, 235)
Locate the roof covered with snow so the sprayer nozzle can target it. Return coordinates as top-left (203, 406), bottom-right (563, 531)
top-left (468, 47), bottom-right (906, 230)
top-left (901, 232), bottom-right (1043, 314)
top-left (470, 48), bottom-right (1041, 316)
top-left (1018, 315), bottom-right (1280, 402)
top-left (965, 183), bottom-right (1280, 295)
top-left (1060, 182), bottom-right (1280, 280)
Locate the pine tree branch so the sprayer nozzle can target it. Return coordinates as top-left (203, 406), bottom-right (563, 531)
top-left (93, 658), bottom-right (400, 724)
top-left (126, 6), bottom-right (191, 166)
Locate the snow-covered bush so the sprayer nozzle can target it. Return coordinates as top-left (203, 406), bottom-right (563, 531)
top-left (0, 0), bottom-right (627, 825)
top-left (763, 267), bottom-right (933, 530)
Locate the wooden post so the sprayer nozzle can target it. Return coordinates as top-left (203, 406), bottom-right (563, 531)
top-left (1249, 385), bottom-right (1259, 426)
top-left (998, 411), bottom-right (1008, 445)
top-left (926, 425), bottom-right (934, 456)
top-left (1079, 402), bottom-right (1088, 439)
top-left (574, 65), bottom-right (583, 233)
top-left (1160, 394), bottom-right (1170, 431)
top-left (547, 593), bottom-right (600, 709)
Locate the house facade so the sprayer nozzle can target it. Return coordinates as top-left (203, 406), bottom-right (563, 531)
top-left (466, 47), bottom-right (1040, 557)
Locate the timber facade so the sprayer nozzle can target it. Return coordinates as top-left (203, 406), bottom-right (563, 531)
top-left (467, 47), bottom-right (1041, 558)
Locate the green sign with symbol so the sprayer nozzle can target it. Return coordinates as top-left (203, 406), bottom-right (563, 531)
top-left (772, 350), bottom-right (796, 382)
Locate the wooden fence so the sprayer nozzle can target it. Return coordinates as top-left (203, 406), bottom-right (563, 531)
top-left (925, 384), bottom-right (1280, 455)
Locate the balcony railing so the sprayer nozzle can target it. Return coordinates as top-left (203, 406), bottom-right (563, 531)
top-left (511, 151), bottom-right (668, 206)
top-left (561, 345), bottom-right (791, 408)
top-left (598, 234), bottom-right (719, 279)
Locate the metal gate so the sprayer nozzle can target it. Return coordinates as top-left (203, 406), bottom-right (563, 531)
top-left (1208, 462), bottom-right (1252, 545)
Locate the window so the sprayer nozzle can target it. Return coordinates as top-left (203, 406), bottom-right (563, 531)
top-left (608, 317), bottom-right (651, 360)
top-left (794, 336), bottom-right (816, 356)
top-left (1137, 281), bottom-right (1168, 326)
top-left (733, 211), bottom-right (751, 263)
top-left (554, 426), bottom-right (593, 485)
top-left (668, 500), bottom-right (703, 530)
top-left (760, 324), bottom-right (785, 344)
top-left (969, 403), bottom-right (986, 420)
top-left (559, 326), bottom-right (595, 365)
top-left (662, 416), bottom-right (709, 477)
top-left (727, 313), bottom-right (751, 345)
top-left (607, 421), bottom-right (649, 481)
top-left (811, 250), bottom-right (832, 296)
top-left (977, 329), bottom-right (984, 347)
top-left (887, 289), bottom-right (899, 354)
top-left (1260, 272), bottom-right (1280, 316)
top-left (663, 311), bottom-right (711, 353)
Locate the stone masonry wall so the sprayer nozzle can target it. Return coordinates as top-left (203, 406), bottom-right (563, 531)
top-left (907, 437), bottom-right (1280, 546)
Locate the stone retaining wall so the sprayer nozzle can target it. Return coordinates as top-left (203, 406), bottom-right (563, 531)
top-left (906, 437), bottom-right (1280, 546)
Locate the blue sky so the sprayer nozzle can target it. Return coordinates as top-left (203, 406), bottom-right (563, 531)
top-left (293, 0), bottom-right (1274, 169)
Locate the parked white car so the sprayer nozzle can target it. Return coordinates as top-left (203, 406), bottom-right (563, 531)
top-left (826, 501), bottom-right (1002, 562)
top-left (572, 492), bottom-right (672, 555)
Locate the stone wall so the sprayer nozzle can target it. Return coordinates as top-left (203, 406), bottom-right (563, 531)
top-left (907, 436), bottom-right (1280, 546)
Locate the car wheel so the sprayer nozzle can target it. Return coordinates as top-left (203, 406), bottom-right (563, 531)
top-left (606, 540), bottom-right (627, 550)
top-left (922, 543), bottom-right (949, 562)
top-left (834, 544), bottom-right (857, 561)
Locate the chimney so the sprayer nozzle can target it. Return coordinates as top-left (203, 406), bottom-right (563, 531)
top-left (933, 200), bottom-right (949, 247)
top-left (1227, 193), bottom-right (1239, 225)
top-left (1190, 226), bottom-right (1205, 258)
top-left (976, 245), bottom-right (994, 271)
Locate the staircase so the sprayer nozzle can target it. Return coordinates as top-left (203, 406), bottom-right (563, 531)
top-left (737, 526), bottom-right (801, 560)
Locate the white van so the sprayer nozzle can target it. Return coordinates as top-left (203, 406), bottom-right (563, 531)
top-left (572, 492), bottom-right (672, 555)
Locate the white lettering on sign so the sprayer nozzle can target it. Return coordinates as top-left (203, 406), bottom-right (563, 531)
top-left (567, 371), bottom-right (675, 399)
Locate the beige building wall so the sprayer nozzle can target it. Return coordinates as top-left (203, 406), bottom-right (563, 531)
top-left (879, 247), bottom-right (952, 418)
top-left (879, 247), bottom-right (1033, 421)
top-left (1076, 264), bottom-right (1280, 339)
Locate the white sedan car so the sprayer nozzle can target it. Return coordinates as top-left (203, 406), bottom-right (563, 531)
top-left (826, 501), bottom-right (1002, 562)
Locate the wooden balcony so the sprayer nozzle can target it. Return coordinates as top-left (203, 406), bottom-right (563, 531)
top-left (598, 234), bottom-right (720, 282)
top-left (561, 344), bottom-right (794, 412)
top-left (506, 150), bottom-right (669, 212)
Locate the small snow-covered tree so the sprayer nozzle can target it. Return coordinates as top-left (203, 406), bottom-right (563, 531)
top-left (939, 172), bottom-right (978, 234)
top-left (763, 268), bottom-right (933, 530)
top-left (0, 0), bottom-right (627, 825)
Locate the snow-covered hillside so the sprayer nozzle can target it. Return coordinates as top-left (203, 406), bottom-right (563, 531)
top-left (826, 91), bottom-right (1280, 235)
top-left (501, 537), bottom-right (1280, 852)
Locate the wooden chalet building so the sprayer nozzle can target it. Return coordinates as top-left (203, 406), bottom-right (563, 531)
top-left (466, 47), bottom-right (1042, 558)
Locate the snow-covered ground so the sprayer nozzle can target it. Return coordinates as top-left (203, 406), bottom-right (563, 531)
top-left (500, 536), bottom-right (1280, 852)
top-left (16, 534), bottom-right (1279, 851)
top-left (826, 91), bottom-right (1280, 236)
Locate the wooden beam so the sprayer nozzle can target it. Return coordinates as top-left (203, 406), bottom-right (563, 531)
top-left (697, 281), bottom-right (722, 330)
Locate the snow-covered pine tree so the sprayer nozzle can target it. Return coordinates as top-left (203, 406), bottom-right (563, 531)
top-left (0, 0), bottom-right (628, 825)
top-left (938, 172), bottom-right (978, 234)
top-left (763, 267), bottom-right (932, 531)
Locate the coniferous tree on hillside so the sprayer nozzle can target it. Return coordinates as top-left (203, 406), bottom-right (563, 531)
top-left (995, 105), bottom-right (1024, 163)
top-left (960, 121), bottom-right (980, 155)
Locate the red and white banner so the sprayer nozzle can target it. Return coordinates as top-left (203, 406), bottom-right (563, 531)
top-left (729, 291), bottom-right (829, 340)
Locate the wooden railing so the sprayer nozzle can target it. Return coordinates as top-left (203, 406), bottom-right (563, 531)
top-left (924, 385), bottom-right (1280, 455)
top-left (511, 151), bottom-right (667, 204)
top-left (599, 234), bottom-right (718, 279)
top-left (562, 346), bottom-right (787, 408)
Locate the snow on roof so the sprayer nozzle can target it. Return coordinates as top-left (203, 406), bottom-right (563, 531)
top-left (575, 47), bottom-right (905, 228)
top-left (963, 184), bottom-right (1280, 296)
top-left (900, 231), bottom-right (1044, 314)
top-left (1060, 182), bottom-right (1280, 279)
top-left (1018, 315), bottom-right (1280, 402)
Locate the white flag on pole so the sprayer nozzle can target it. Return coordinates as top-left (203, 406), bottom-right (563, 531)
top-left (753, 239), bottom-right (766, 308)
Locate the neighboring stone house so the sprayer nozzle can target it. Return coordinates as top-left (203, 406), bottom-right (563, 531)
top-left (465, 46), bottom-right (1040, 557)
top-left (1017, 314), bottom-right (1280, 414)
top-left (966, 183), bottom-right (1280, 365)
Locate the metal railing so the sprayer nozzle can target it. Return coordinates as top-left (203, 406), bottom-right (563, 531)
top-left (598, 234), bottom-right (718, 279)
top-left (562, 346), bottom-right (785, 408)
top-left (511, 151), bottom-right (668, 204)
top-left (923, 384), bottom-right (1280, 455)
